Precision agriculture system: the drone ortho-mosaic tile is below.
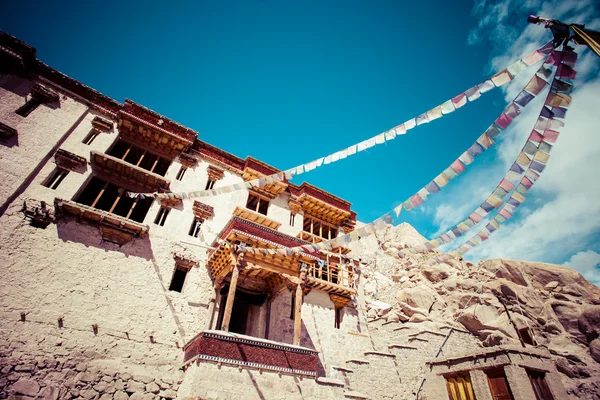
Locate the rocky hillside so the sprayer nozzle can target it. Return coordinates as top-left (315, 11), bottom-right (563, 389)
top-left (350, 223), bottom-right (600, 400)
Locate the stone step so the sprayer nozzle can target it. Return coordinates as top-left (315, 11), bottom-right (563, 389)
top-left (345, 359), bottom-right (370, 365)
top-left (344, 390), bottom-right (370, 399)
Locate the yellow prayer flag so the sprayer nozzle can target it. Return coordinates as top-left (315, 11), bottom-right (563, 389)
top-left (512, 191), bottom-right (526, 203)
top-left (534, 150), bottom-right (550, 164)
top-left (434, 173), bottom-right (449, 188)
top-left (517, 152), bottom-right (531, 166)
top-left (486, 194), bottom-right (503, 208)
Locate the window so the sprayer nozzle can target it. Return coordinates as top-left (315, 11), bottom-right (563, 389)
top-left (74, 176), bottom-right (153, 223)
top-left (188, 217), bottom-right (203, 237)
top-left (334, 308), bottom-right (343, 329)
top-left (246, 193), bottom-right (269, 215)
top-left (290, 294), bottom-right (295, 320)
top-left (176, 167), bottom-right (187, 181)
top-left (518, 327), bottom-right (536, 346)
top-left (107, 140), bottom-right (171, 176)
top-left (43, 169), bottom-right (68, 190)
top-left (485, 369), bottom-right (514, 400)
top-left (527, 370), bottom-right (554, 400)
top-left (303, 216), bottom-right (337, 240)
top-left (205, 179), bottom-right (216, 190)
top-left (15, 97), bottom-right (42, 117)
top-left (445, 374), bottom-right (476, 400)
top-left (290, 213), bottom-right (296, 226)
top-left (154, 207), bottom-right (170, 226)
top-left (82, 129), bottom-right (99, 145)
top-left (169, 267), bottom-right (188, 293)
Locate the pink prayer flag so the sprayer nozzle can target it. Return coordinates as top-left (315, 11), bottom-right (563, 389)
top-left (542, 129), bottom-right (560, 143)
top-left (409, 194), bottom-right (423, 208)
top-left (522, 51), bottom-right (545, 66)
top-left (495, 113), bottom-right (513, 129)
top-left (499, 209), bottom-right (512, 219)
top-left (521, 176), bottom-right (533, 189)
top-left (545, 51), bottom-right (562, 66)
top-left (499, 179), bottom-right (515, 192)
top-left (395, 124), bottom-right (407, 135)
top-left (528, 130), bottom-right (544, 143)
top-left (441, 234), bottom-right (451, 243)
top-left (557, 64), bottom-right (577, 79)
top-left (450, 159), bottom-right (466, 174)
top-left (452, 93), bottom-right (467, 108)
top-left (469, 212), bottom-right (483, 223)
top-left (478, 232), bottom-right (489, 241)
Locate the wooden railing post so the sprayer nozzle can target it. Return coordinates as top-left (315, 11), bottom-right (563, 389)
top-left (221, 252), bottom-right (243, 332)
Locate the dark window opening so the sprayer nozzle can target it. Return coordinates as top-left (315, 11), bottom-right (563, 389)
top-left (189, 218), bottom-right (203, 237)
top-left (486, 368), bottom-right (514, 400)
top-left (335, 308), bottom-right (343, 329)
top-left (176, 167), bottom-right (187, 181)
top-left (527, 370), bottom-right (554, 400)
top-left (169, 267), bottom-right (188, 293)
top-left (290, 213), bottom-right (296, 226)
top-left (290, 293), bottom-right (295, 320)
top-left (107, 140), bottom-right (171, 176)
top-left (217, 287), bottom-right (267, 335)
top-left (83, 129), bottom-right (99, 145)
top-left (245, 194), bottom-right (269, 215)
top-left (303, 216), bottom-right (337, 239)
top-left (518, 327), bottom-right (536, 346)
top-left (16, 97), bottom-right (42, 117)
top-left (205, 179), bottom-right (216, 190)
top-left (74, 176), bottom-right (153, 223)
top-left (154, 207), bottom-right (170, 226)
top-left (43, 169), bottom-right (68, 190)
top-left (445, 374), bottom-right (476, 400)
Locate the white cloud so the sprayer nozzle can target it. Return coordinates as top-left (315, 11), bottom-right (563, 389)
top-left (565, 250), bottom-right (600, 285)
top-left (426, 0), bottom-right (600, 281)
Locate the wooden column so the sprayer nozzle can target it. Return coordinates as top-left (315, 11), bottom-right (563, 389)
top-left (221, 255), bottom-right (242, 332)
top-left (293, 283), bottom-right (303, 345)
top-left (205, 281), bottom-right (223, 330)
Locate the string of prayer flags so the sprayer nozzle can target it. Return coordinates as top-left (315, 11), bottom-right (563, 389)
top-left (126, 41), bottom-right (555, 201)
top-left (451, 46), bottom-right (576, 256)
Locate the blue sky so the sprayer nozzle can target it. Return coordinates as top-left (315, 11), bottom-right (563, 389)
top-left (2, 0), bottom-right (599, 282)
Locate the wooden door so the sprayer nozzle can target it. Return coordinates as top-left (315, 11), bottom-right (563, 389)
top-left (486, 369), bottom-right (514, 400)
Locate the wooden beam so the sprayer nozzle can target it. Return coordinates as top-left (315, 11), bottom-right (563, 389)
top-left (221, 263), bottom-right (240, 332)
top-left (293, 283), bottom-right (303, 346)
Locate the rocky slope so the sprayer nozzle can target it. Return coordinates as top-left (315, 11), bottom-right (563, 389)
top-left (350, 222), bottom-right (600, 400)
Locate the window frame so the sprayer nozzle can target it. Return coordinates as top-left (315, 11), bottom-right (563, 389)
top-left (176, 166), bottom-right (187, 181)
top-left (154, 206), bottom-right (170, 226)
top-left (168, 266), bottom-right (189, 293)
top-left (43, 168), bottom-right (69, 190)
top-left (246, 193), bottom-right (269, 216)
top-left (303, 215), bottom-right (338, 240)
top-left (15, 97), bottom-right (43, 117)
top-left (82, 128), bottom-right (100, 145)
top-left (188, 217), bottom-right (204, 238)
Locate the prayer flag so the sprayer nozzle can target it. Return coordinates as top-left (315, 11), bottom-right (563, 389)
top-left (443, 167), bottom-right (458, 180)
top-left (404, 119), bottom-right (416, 130)
top-left (366, 137), bottom-right (377, 148)
top-left (512, 191), bottom-right (526, 203)
top-left (475, 207), bottom-right (487, 217)
top-left (450, 159), bottom-right (466, 174)
top-left (384, 129), bottom-right (396, 141)
top-left (486, 223), bottom-right (497, 232)
top-left (493, 187), bottom-right (508, 199)
top-left (551, 79), bottom-right (573, 94)
top-left (440, 100), bottom-right (455, 114)
top-left (546, 51), bottom-right (562, 66)
top-left (442, 233), bottom-right (451, 243)
top-left (458, 222), bottom-right (469, 233)
top-left (521, 177), bottom-right (533, 189)
top-left (295, 165), bottom-right (305, 175)
top-left (537, 65), bottom-right (552, 79)
top-left (516, 184), bottom-right (529, 195)
top-left (514, 91), bottom-right (535, 107)
top-left (427, 106), bottom-right (443, 121)
top-left (478, 80), bottom-right (495, 94)
top-left (469, 212), bottom-right (483, 223)
top-left (534, 150), bottom-right (550, 164)
top-left (357, 141), bottom-right (368, 152)
top-left (504, 103), bottom-right (521, 119)
top-left (525, 169), bottom-right (540, 182)
top-left (393, 204), bottom-right (403, 217)
top-left (465, 86), bottom-right (481, 101)
top-left (338, 150), bottom-right (347, 160)
top-left (434, 173), bottom-right (449, 188)
top-left (557, 64), bottom-right (577, 79)
top-left (530, 160), bottom-right (545, 173)
top-left (510, 162), bottom-right (524, 174)
top-left (459, 151), bottom-right (475, 165)
top-left (495, 113), bottom-right (513, 129)
top-left (425, 181), bottom-right (440, 194)
top-left (522, 50), bottom-right (545, 66)
top-left (485, 124), bottom-right (502, 139)
top-left (452, 227), bottom-right (462, 237)
top-left (546, 92), bottom-right (572, 108)
top-left (561, 51), bottom-right (577, 67)
top-left (491, 219), bottom-right (500, 229)
top-left (481, 201), bottom-right (495, 212)
top-left (507, 60), bottom-right (528, 76)
top-left (468, 142), bottom-right (485, 157)
top-left (525, 75), bottom-right (547, 95)
top-left (529, 130), bottom-right (544, 143)
top-left (538, 42), bottom-right (555, 55)
top-left (402, 199), bottom-right (414, 211)
top-left (324, 155), bottom-right (333, 164)
top-left (347, 145), bottom-right (357, 155)
top-left (486, 194), bottom-right (503, 208)
top-left (499, 179), bottom-right (515, 192)
top-left (395, 124), bottom-right (407, 135)
top-left (464, 219), bottom-right (475, 228)
top-left (416, 113), bottom-right (430, 125)
top-left (417, 188), bottom-right (429, 201)
top-left (551, 107), bottom-right (567, 119)
top-left (516, 152), bottom-right (531, 167)
top-left (539, 141), bottom-right (552, 154)
top-left (448, 230), bottom-right (457, 240)
top-left (499, 209), bottom-right (512, 219)
top-left (491, 70), bottom-right (513, 86)
top-left (452, 93), bottom-right (467, 108)
top-left (523, 141), bottom-right (538, 156)
top-left (375, 133), bottom-right (385, 144)
top-left (477, 133), bottom-right (494, 149)
top-left (542, 130), bottom-right (560, 143)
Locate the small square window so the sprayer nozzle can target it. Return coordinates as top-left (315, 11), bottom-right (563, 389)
top-left (246, 194), bottom-right (269, 215)
top-left (518, 327), bottom-right (536, 346)
top-left (334, 308), bottom-right (343, 329)
top-left (169, 267), bottom-right (188, 293)
top-left (445, 374), bottom-right (476, 400)
top-left (154, 207), bottom-right (170, 226)
top-left (82, 129), bottom-right (99, 145)
top-left (188, 218), bottom-right (203, 237)
top-left (43, 169), bottom-right (68, 190)
top-left (205, 179), bottom-right (216, 190)
top-left (290, 213), bottom-right (296, 226)
top-left (16, 97), bottom-right (42, 117)
top-left (176, 167), bottom-right (187, 181)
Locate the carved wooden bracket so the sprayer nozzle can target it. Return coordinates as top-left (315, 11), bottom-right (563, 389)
top-left (179, 152), bottom-right (198, 168)
top-left (174, 253), bottom-right (200, 270)
top-left (341, 218), bottom-right (356, 233)
top-left (32, 83), bottom-right (59, 103)
top-left (160, 197), bottom-right (182, 208)
top-left (207, 165), bottom-right (225, 181)
top-left (23, 200), bottom-right (57, 228)
top-left (329, 293), bottom-right (352, 308)
top-left (91, 116), bottom-right (113, 132)
top-left (288, 195), bottom-right (302, 215)
top-left (54, 149), bottom-right (87, 171)
top-left (0, 122), bottom-right (17, 140)
top-left (193, 201), bottom-right (214, 220)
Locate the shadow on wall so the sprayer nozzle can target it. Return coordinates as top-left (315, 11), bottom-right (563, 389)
top-left (298, 319), bottom-right (326, 377)
top-left (56, 219), bottom-right (155, 260)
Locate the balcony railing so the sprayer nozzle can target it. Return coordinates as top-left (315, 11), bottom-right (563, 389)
top-left (306, 261), bottom-right (356, 290)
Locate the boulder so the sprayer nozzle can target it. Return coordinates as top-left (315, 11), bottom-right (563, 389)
top-left (483, 259), bottom-right (528, 286)
top-left (551, 301), bottom-right (587, 343)
top-left (10, 379), bottom-right (40, 397)
top-left (396, 286), bottom-right (438, 312)
top-left (114, 391), bottom-right (130, 400)
top-left (545, 281), bottom-right (560, 290)
top-left (590, 339), bottom-right (600, 364)
top-left (578, 306), bottom-right (600, 343)
top-left (367, 300), bottom-right (392, 316)
top-left (421, 266), bottom-right (450, 283)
